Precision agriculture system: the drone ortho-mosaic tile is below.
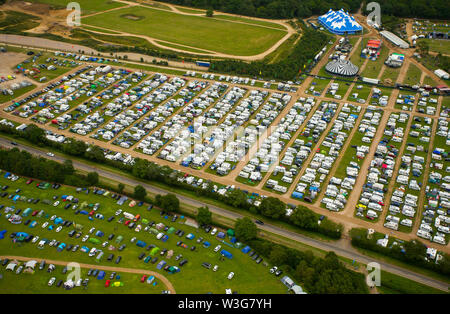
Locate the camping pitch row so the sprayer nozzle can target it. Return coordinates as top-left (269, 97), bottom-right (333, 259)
top-left (238, 97), bottom-right (316, 184)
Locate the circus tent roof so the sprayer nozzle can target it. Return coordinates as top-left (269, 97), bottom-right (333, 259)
top-left (325, 59), bottom-right (359, 76)
top-left (318, 9), bottom-right (362, 34)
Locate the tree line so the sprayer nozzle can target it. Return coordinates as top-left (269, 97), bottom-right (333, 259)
top-left (0, 147), bottom-right (96, 188)
top-left (156, 0), bottom-right (362, 19)
top-left (158, 0), bottom-right (449, 20)
top-left (365, 0), bottom-right (449, 20)
top-left (350, 228), bottom-right (450, 278)
top-left (231, 216), bottom-right (368, 293)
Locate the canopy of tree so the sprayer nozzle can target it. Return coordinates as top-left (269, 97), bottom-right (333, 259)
top-left (247, 238), bottom-right (369, 293)
top-left (157, 0), bottom-right (362, 19)
top-left (235, 217), bottom-right (258, 242)
top-left (158, 0), bottom-right (448, 20)
top-left (351, 228), bottom-right (450, 278)
top-left (155, 193), bottom-right (180, 212)
top-left (196, 206), bottom-right (212, 226)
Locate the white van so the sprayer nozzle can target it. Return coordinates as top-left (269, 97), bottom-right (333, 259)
top-left (416, 229), bottom-right (432, 240)
top-left (384, 221), bottom-right (398, 230)
top-left (368, 202), bottom-right (382, 211)
top-left (433, 236), bottom-right (446, 245)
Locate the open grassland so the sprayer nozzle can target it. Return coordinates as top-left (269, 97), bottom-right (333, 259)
top-left (0, 10), bottom-right (40, 33)
top-left (403, 63), bottom-right (422, 86)
top-left (423, 75), bottom-right (439, 86)
top-left (361, 46), bottom-right (390, 79)
top-left (380, 66), bottom-right (400, 85)
top-left (81, 6), bottom-right (287, 56)
top-left (0, 175), bottom-right (287, 294)
top-left (27, 0), bottom-right (126, 15)
top-left (418, 39), bottom-right (450, 55)
top-left (377, 271), bottom-right (447, 294)
top-left (0, 264), bottom-right (168, 294)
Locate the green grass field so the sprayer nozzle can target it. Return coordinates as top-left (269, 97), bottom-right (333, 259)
top-left (403, 63), bottom-right (422, 86)
top-left (0, 263), bottom-right (167, 294)
top-left (81, 6), bottom-right (287, 56)
top-left (380, 66), bottom-right (401, 85)
top-left (418, 39), bottom-right (450, 55)
top-left (378, 270), bottom-right (447, 294)
top-left (0, 175), bottom-right (287, 294)
top-left (361, 46), bottom-right (390, 79)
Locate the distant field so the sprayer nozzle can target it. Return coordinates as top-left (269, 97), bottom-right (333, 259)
top-left (27, 0), bottom-right (126, 14)
top-left (403, 63), bottom-right (422, 85)
top-left (175, 6), bottom-right (205, 14)
top-left (419, 39), bottom-right (450, 55)
top-left (380, 66), bottom-right (400, 85)
top-left (81, 6), bottom-right (287, 56)
top-left (213, 15), bottom-right (287, 30)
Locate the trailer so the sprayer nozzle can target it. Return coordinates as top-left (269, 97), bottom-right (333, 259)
top-left (196, 61), bottom-right (210, 68)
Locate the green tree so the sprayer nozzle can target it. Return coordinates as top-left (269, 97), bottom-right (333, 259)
top-left (134, 185), bottom-right (147, 200)
top-left (63, 139), bottom-right (87, 156)
top-left (86, 171), bottom-right (99, 186)
top-left (206, 8), bottom-right (214, 17)
top-left (62, 159), bottom-right (75, 175)
top-left (259, 196), bottom-right (285, 219)
top-left (196, 206), bottom-right (212, 226)
top-left (289, 206), bottom-right (318, 230)
top-left (235, 217), bottom-right (257, 242)
top-left (417, 40), bottom-right (429, 55)
top-left (269, 246), bottom-right (288, 265)
top-left (85, 145), bottom-right (105, 163)
top-left (24, 124), bottom-right (45, 144)
top-left (118, 183), bottom-right (125, 193)
top-left (226, 189), bottom-right (248, 209)
top-left (156, 193), bottom-right (180, 212)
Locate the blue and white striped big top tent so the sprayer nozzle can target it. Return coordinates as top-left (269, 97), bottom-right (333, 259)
top-left (318, 9), bottom-right (362, 35)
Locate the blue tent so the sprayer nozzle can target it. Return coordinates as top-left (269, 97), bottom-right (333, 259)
top-left (79, 210), bottom-right (89, 215)
top-left (220, 249), bottom-right (233, 259)
top-left (54, 217), bottom-right (63, 225)
top-left (241, 246), bottom-right (251, 254)
top-left (12, 195), bottom-right (20, 202)
top-left (156, 260), bottom-right (166, 270)
top-left (136, 240), bottom-right (146, 248)
top-left (203, 241), bottom-right (211, 248)
top-left (97, 271), bottom-right (106, 280)
top-left (292, 192), bottom-right (303, 199)
top-left (318, 9), bottom-right (362, 35)
top-left (95, 230), bottom-right (104, 237)
top-left (0, 230), bottom-right (6, 239)
top-left (217, 232), bottom-right (225, 239)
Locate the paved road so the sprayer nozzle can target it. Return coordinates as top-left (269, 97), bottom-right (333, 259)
top-left (1, 255), bottom-right (176, 293)
top-left (0, 138), bottom-right (448, 292)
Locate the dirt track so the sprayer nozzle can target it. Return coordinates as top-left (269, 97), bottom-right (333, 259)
top-left (1, 255), bottom-right (176, 293)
